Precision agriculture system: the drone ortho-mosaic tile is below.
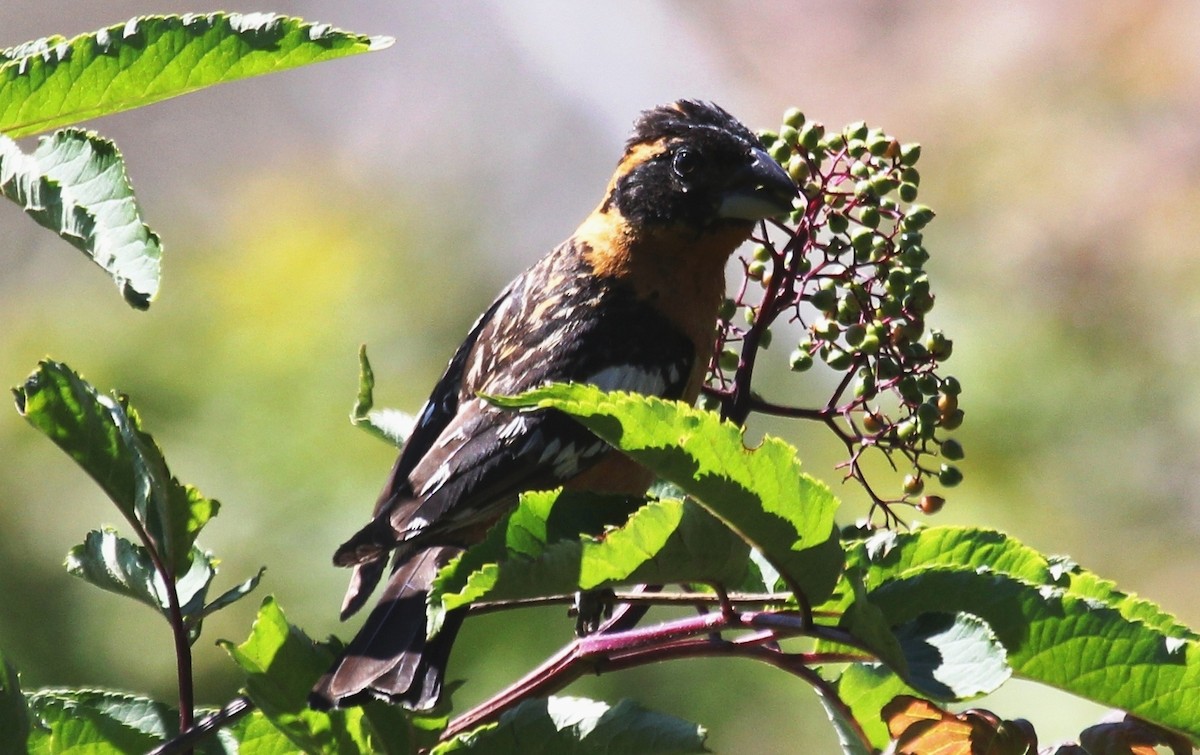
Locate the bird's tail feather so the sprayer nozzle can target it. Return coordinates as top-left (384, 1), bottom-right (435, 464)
top-left (310, 545), bottom-right (464, 711)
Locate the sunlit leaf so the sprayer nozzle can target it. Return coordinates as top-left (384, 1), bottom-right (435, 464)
top-left (0, 129), bottom-right (160, 307)
top-left (431, 696), bottom-right (707, 754)
top-left (352, 344), bottom-right (414, 447)
top-left (839, 527), bottom-right (1200, 741)
top-left (893, 612), bottom-right (1010, 700)
top-left (26, 689), bottom-right (175, 754)
top-left (14, 359), bottom-right (219, 575)
top-left (0, 13), bottom-right (393, 139)
top-left (489, 384), bottom-right (844, 603)
top-left (219, 596), bottom-right (407, 754)
top-left (435, 490), bottom-right (749, 611)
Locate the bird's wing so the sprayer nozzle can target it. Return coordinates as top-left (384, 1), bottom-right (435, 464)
top-left (335, 240), bottom-right (696, 566)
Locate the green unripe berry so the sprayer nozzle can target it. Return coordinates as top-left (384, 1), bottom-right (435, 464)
top-left (814, 317), bottom-right (841, 339)
top-left (869, 175), bottom-right (898, 196)
top-left (916, 401), bottom-right (940, 427)
top-left (941, 408), bottom-right (965, 430)
top-left (845, 323), bottom-right (867, 346)
top-left (757, 129), bottom-right (779, 144)
top-left (779, 125), bottom-right (801, 146)
top-left (941, 376), bottom-right (962, 395)
top-left (798, 122), bottom-right (825, 151)
top-left (809, 288), bottom-right (837, 313)
top-left (868, 134), bottom-right (892, 157)
top-left (827, 212), bottom-right (850, 235)
top-left (845, 121), bottom-right (868, 140)
top-left (821, 132), bottom-right (846, 151)
top-left (901, 204), bottom-right (935, 230)
top-left (938, 464), bottom-right (963, 487)
top-left (854, 371), bottom-right (876, 399)
top-left (787, 156), bottom-right (810, 183)
top-left (753, 244), bottom-right (772, 262)
top-left (783, 107), bottom-right (805, 129)
top-left (850, 161), bottom-right (871, 179)
top-left (758, 328), bottom-right (773, 349)
top-left (895, 419), bottom-right (917, 442)
top-left (941, 438), bottom-right (965, 460)
top-left (850, 227), bottom-right (874, 253)
top-left (719, 349), bottom-right (739, 371)
top-left (898, 376), bottom-right (922, 403)
top-left (789, 348), bottom-right (813, 372)
top-left (899, 182), bottom-right (919, 203)
top-left (747, 259), bottom-right (768, 280)
top-left (859, 206), bottom-right (881, 229)
top-left (854, 179), bottom-right (875, 199)
top-left (718, 298), bottom-right (737, 321)
top-left (769, 141), bottom-right (793, 163)
top-left (899, 142), bottom-right (922, 166)
top-left (825, 347), bottom-right (853, 370)
top-left (925, 330), bottom-right (953, 360)
top-left (900, 167), bottom-right (920, 185)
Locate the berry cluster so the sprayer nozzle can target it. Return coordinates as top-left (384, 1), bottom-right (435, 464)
top-left (704, 108), bottom-right (963, 526)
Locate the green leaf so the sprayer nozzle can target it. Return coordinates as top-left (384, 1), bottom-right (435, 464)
top-left (222, 709), bottom-right (300, 755)
top-left (25, 689), bottom-right (175, 754)
top-left (0, 13), bottom-right (393, 139)
top-left (431, 696), bottom-right (707, 754)
top-left (435, 490), bottom-right (749, 612)
top-left (200, 566), bottom-right (267, 620)
top-left (0, 129), bottom-right (160, 308)
top-left (220, 596), bottom-right (398, 754)
top-left (352, 344), bottom-right (414, 447)
top-left (0, 648), bottom-right (30, 754)
top-left (845, 526), bottom-right (1200, 743)
top-left (891, 612), bottom-right (1010, 699)
top-left (813, 678), bottom-right (873, 755)
top-left (835, 663), bottom-right (918, 750)
top-left (14, 359), bottom-right (219, 576)
top-left (64, 528), bottom-right (235, 644)
top-left (489, 384), bottom-right (844, 603)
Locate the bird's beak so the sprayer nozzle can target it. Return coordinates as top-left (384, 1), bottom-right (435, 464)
top-left (717, 147), bottom-right (800, 221)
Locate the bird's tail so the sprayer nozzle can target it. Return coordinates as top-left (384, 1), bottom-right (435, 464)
top-left (309, 545), bottom-right (464, 711)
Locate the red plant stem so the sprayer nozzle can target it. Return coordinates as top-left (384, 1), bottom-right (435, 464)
top-left (442, 610), bottom-right (864, 741)
top-left (121, 513), bottom-right (194, 741)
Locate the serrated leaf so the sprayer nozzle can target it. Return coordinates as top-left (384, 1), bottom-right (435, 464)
top-left (219, 596), bottom-right (386, 754)
top-left (892, 612), bottom-right (1010, 700)
top-left (0, 648), bottom-right (30, 755)
top-left (0, 13), bottom-right (393, 139)
top-left (843, 526), bottom-right (1200, 743)
top-left (489, 384), bottom-right (844, 603)
top-left (222, 709), bottom-right (299, 755)
top-left (431, 696), bottom-right (707, 754)
top-left (0, 129), bottom-right (160, 308)
top-left (66, 529), bottom-right (221, 643)
top-left (14, 359), bottom-right (219, 576)
top-left (434, 490), bottom-right (749, 613)
top-left (25, 689), bottom-right (175, 754)
top-left (352, 344), bottom-right (413, 447)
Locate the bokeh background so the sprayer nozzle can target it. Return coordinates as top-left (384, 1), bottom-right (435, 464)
top-left (2, 2), bottom-right (1199, 751)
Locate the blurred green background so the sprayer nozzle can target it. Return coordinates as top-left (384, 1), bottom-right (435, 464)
top-left (2, 2), bottom-right (1199, 751)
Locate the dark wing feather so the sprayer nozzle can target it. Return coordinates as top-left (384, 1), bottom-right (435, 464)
top-left (339, 288), bottom-right (513, 618)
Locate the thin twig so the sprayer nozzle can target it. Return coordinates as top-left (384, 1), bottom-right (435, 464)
top-left (147, 696), bottom-right (255, 755)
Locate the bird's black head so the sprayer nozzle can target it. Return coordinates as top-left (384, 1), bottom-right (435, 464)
top-left (605, 100), bottom-right (798, 230)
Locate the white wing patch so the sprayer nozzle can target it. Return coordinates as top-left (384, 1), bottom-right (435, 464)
top-left (585, 364), bottom-right (669, 396)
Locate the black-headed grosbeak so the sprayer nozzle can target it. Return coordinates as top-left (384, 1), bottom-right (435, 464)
top-left (310, 100), bottom-right (797, 711)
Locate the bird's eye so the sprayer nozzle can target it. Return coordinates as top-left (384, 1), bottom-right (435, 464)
top-left (672, 148), bottom-right (700, 178)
